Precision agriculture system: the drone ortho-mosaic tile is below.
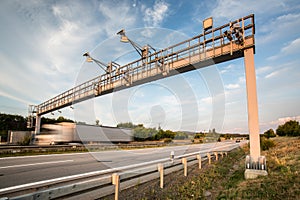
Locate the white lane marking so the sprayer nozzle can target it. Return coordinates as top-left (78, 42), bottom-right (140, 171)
top-left (0, 157), bottom-right (169, 193)
top-left (0, 141), bottom-right (237, 160)
top-left (0, 160), bottom-right (74, 169)
top-left (0, 144), bottom-right (200, 160)
top-left (0, 142), bottom-right (241, 193)
top-left (0, 152), bottom-right (90, 160)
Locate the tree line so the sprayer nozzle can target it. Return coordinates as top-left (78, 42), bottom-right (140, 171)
top-left (117, 122), bottom-right (188, 142)
top-left (1, 113), bottom-right (299, 142)
top-left (0, 113), bottom-right (74, 141)
top-left (263, 120), bottom-right (300, 138)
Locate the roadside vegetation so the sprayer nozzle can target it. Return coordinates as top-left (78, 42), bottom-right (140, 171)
top-left (105, 136), bottom-right (299, 200)
top-left (236, 136), bottom-right (300, 199)
top-left (117, 122), bottom-right (188, 142)
top-left (0, 113), bottom-right (28, 142)
top-left (0, 113), bottom-right (74, 143)
top-left (119, 122), bottom-right (228, 143)
top-left (276, 120), bottom-right (300, 136)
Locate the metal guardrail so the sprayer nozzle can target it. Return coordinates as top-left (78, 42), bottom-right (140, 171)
top-left (0, 145), bottom-right (85, 155)
top-left (0, 142), bottom-right (191, 155)
top-left (0, 143), bottom-right (241, 199)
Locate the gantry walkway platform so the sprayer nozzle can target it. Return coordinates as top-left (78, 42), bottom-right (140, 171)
top-left (28, 14), bottom-right (255, 127)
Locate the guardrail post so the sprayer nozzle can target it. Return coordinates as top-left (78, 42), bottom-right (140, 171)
top-left (207, 153), bottom-right (211, 165)
top-left (182, 158), bottom-right (187, 176)
top-left (214, 152), bottom-right (218, 161)
top-left (196, 154), bottom-right (202, 169)
top-left (112, 173), bottom-right (120, 200)
top-left (158, 163), bottom-right (164, 188)
top-left (170, 151), bottom-right (175, 163)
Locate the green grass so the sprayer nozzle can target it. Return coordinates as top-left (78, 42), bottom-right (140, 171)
top-left (225, 137), bottom-right (300, 200)
top-left (167, 148), bottom-right (246, 199)
top-left (108, 137), bottom-right (300, 200)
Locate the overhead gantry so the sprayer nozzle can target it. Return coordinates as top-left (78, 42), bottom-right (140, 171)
top-left (29, 15), bottom-right (255, 117)
top-left (27, 14), bottom-right (264, 174)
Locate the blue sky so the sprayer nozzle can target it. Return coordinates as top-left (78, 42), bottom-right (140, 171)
top-left (0, 0), bottom-right (300, 133)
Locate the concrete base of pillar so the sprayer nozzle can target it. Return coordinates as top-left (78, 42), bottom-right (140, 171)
top-left (244, 169), bottom-right (268, 179)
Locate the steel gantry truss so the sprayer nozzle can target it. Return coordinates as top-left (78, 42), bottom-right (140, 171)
top-left (27, 13), bottom-right (265, 175)
top-left (29, 14), bottom-right (255, 118)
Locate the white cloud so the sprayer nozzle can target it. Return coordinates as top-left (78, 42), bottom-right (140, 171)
top-left (265, 71), bottom-right (279, 79)
top-left (223, 76), bottom-right (244, 93)
top-left (258, 13), bottom-right (300, 45)
top-left (238, 76), bottom-right (245, 84)
top-left (256, 66), bottom-right (272, 75)
top-left (98, 1), bottom-right (136, 36)
top-left (211, 0), bottom-right (286, 21)
top-left (281, 37), bottom-right (300, 54)
top-left (220, 64), bottom-right (236, 74)
top-left (225, 84), bottom-right (240, 89)
top-left (0, 0), bottom-right (299, 134)
top-left (211, 1), bottom-right (300, 46)
top-left (270, 116), bottom-right (300, 126)
top-left (268, 37), bottom-right (300, 60)
top-left (142, 0), bottom-right (169, 27)
top-left (0, 52), bottom-right (52, 103)
top-left (0, 0), bottom-right (140, 108)
top-left (264, 67), bottom-right (290, 79)
top-left (0, 90), bottom-right (29, 105)
top-left (200, 97), bottom-right (212, 104)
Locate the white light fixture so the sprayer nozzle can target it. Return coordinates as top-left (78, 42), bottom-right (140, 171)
top-left (83, 52), bottom-right (108, 72)
top-left (117, 29), bottom-right (129, 43)
top-left (116, 29), bottom-right (155, 58)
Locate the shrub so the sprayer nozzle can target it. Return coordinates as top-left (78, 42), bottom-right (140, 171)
top-left (17, 135), bottom-right (32, 146)
top-left (276, 120), bottom-right (300, 136)
top-left (164, 138), bottom-right (173, 143)
top-left (263, 129), bottom-right (276, 138)
top-left (260, 137), bottom-right (275, 151)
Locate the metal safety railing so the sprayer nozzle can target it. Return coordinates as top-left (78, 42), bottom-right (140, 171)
top-left (0, 143), bottom-right (241, 199)
top-left (32, 14), bottom-right (255, 117)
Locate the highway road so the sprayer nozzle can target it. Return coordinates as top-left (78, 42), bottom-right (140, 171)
top-left (0, 141), bottom-right (243, 190)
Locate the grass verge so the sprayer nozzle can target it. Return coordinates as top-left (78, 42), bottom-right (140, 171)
top-left (102, 137), bottom-right (299, 200)
top-left (0, 147), bottom-right (88, 158)
top-left (227, 137), bottom-right (300, 200)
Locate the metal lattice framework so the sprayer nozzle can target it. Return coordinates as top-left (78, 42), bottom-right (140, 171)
top-left (28, 14), bottom-right (255, 124)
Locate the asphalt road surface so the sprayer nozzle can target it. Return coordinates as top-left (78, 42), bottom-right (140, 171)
top-left (0, 141), bottom-right (243, 190)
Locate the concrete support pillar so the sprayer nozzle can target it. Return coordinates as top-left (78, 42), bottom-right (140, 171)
top-left (35, 115), bottom-right (41, 134)
top-left (32, 114), bottom-right (41, 144)
top-left (244, 48), bottom-right (260, 162)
